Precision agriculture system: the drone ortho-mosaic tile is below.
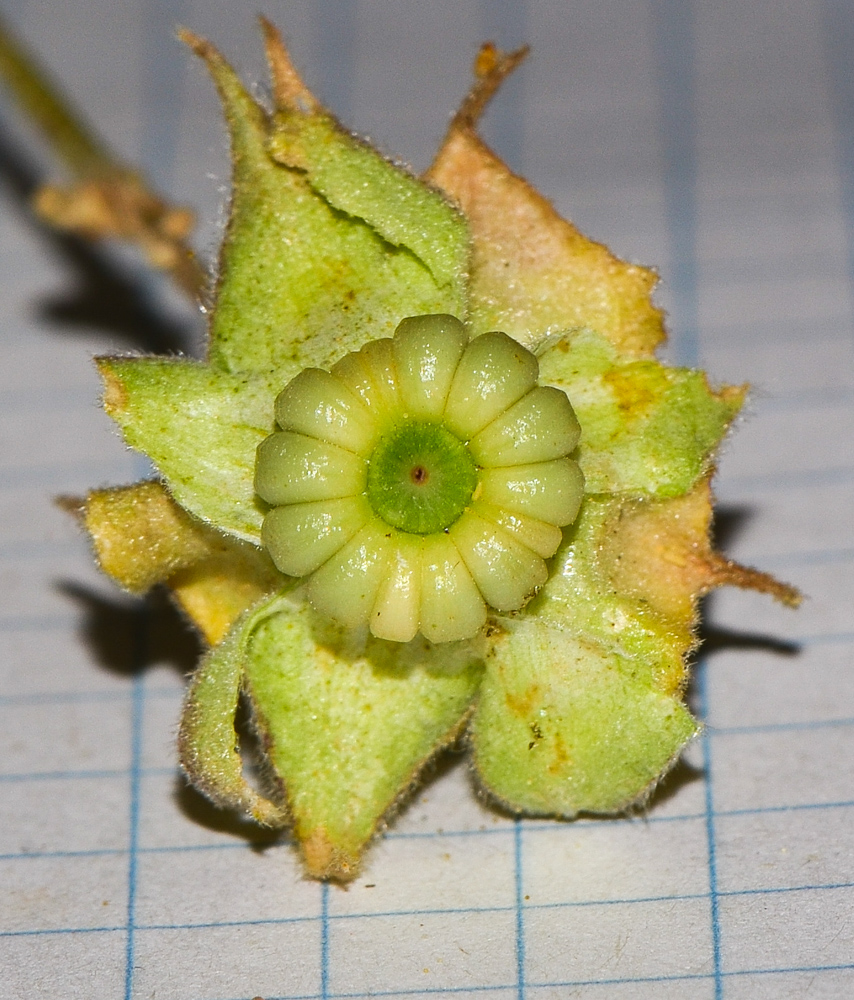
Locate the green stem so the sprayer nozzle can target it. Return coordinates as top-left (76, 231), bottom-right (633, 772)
top-left (0, 15), bottom-right (118, 179)
top-left (0, 16), bottom-right (206, 302)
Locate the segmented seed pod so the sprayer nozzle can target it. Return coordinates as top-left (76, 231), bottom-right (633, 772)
top-left (254, 314), bottom-right (584, 643)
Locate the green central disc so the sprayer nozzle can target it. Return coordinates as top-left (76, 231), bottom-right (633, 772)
top-left (367, 421), bottom-right (479, 534)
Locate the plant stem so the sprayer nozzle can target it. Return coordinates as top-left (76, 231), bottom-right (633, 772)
top-left (0, 15), bottom-right (115, 179)
top-left (0, 15), bottom-right (206, 301)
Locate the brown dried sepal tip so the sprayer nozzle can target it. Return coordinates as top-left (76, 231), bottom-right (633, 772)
top-left (427, 46), bottom-right (666, 359)
top-left (454, 41), bottom-right (530, 131)
top-left (258, 16), bottom-right (319, 114)
top-left (301, 829), bottom-right (358, 884)
top-left (34, 171), bottom-right (201, 296)
top-left (604, 477), bottom-right (801, 628)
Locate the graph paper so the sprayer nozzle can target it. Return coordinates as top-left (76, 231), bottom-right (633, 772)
top-left (1, 1), bottom-right (853, 997)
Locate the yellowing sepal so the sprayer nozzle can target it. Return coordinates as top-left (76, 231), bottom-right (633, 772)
top-left (427, 85), bottom-right (665, 357)
top-left (81, 481), bottom-right (282, 644)
top-left (538, 329), bottom-right (744, 497)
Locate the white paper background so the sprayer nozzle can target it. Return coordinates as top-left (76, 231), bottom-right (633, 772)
top-left (1, 1), bottom-right (852, 997)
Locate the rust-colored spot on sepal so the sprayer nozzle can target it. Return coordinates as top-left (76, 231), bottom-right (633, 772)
top-left (504, 684), bottom-right (541, 719)
top-left (548, 732), bottom-right (572, 776)
top-left (96, 357), bottom-right (128, 414)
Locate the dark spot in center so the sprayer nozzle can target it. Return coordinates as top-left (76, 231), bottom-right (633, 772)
top-left (410, 465), bottom-right (429, 485)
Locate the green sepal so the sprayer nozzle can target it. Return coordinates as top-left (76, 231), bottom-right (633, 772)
top-left (269, 112), bottom-right (468, 299)
top-left (529, 496), bottom-right (692, 694)
top-left (539, 329), bottom-right (744, 497)
top-left (471, 616), bottom-right (698, 816)
top-left (244, 599), bottom-right (484, 879)
top-left (474, 489), bottom-right (715, 815)
top-left (177, 598), bottom-right (290, 827)
top-left (98, 356), bottom-right (290, 542)
top-left (197, 42), bottom-right (469, 375)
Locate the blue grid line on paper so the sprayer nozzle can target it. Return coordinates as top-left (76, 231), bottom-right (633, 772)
top-left (5, 630), bottom-right (853, 710)
top-left (3, 684), bottom-right (853, 775)
top-left (721, 962), bottom-right (854, 980)
top-left (110, 962), bottom-right (854, 1000)
top-left (8, 874), bottom-right (854, 941)
top-left (0, 768), bottom-right (129, 783)
top-left (709, 717), bottom-right (854, 736)
top-left (651, 0), bottom-right (699, 370)
top-left (123, 663), bottom-right (144, 1000)
top-left (0, 840), bottom-right (291, 863)
top-left (8, 864), bottom-right (854, 937)
top-left (0, 766), bottom-right (172, 782)
top-left (7, 790), bottom-right (854, 867)
top-left (3, 737), bottom-right (853, 847)
top-left (320, 882), bottom-right (330, 1000)
top-left (224, 964), bottom-right (854, 999)
top-left (699, 659), bottom-right (724, 999)
top-left (719, 799), bottom-right (854, 819)
top-left (250, 987), bottom-right (516, 1000)
top-left (652, 5), bottom-right (726, 998)
top-left (513, 819), bottom-right (526, 1000)
top-left (0, 697), bottom-right (851, 795)
top-left (0, 848), bottom-right (126, 862)
top-left (0, 926), bottom-right (126, 939)
top-left (720, 880), bottom-right (854, 900)
top-left (0, 4), bottom-right (852, 999)
top-left (526, 973), bottom-right (713, 992)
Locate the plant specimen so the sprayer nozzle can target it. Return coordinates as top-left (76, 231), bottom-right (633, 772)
top-left (0, 18), bottom-right (799, 880)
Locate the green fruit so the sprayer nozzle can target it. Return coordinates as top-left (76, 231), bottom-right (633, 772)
top-left (255, 315), bottom-right (584, 642)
